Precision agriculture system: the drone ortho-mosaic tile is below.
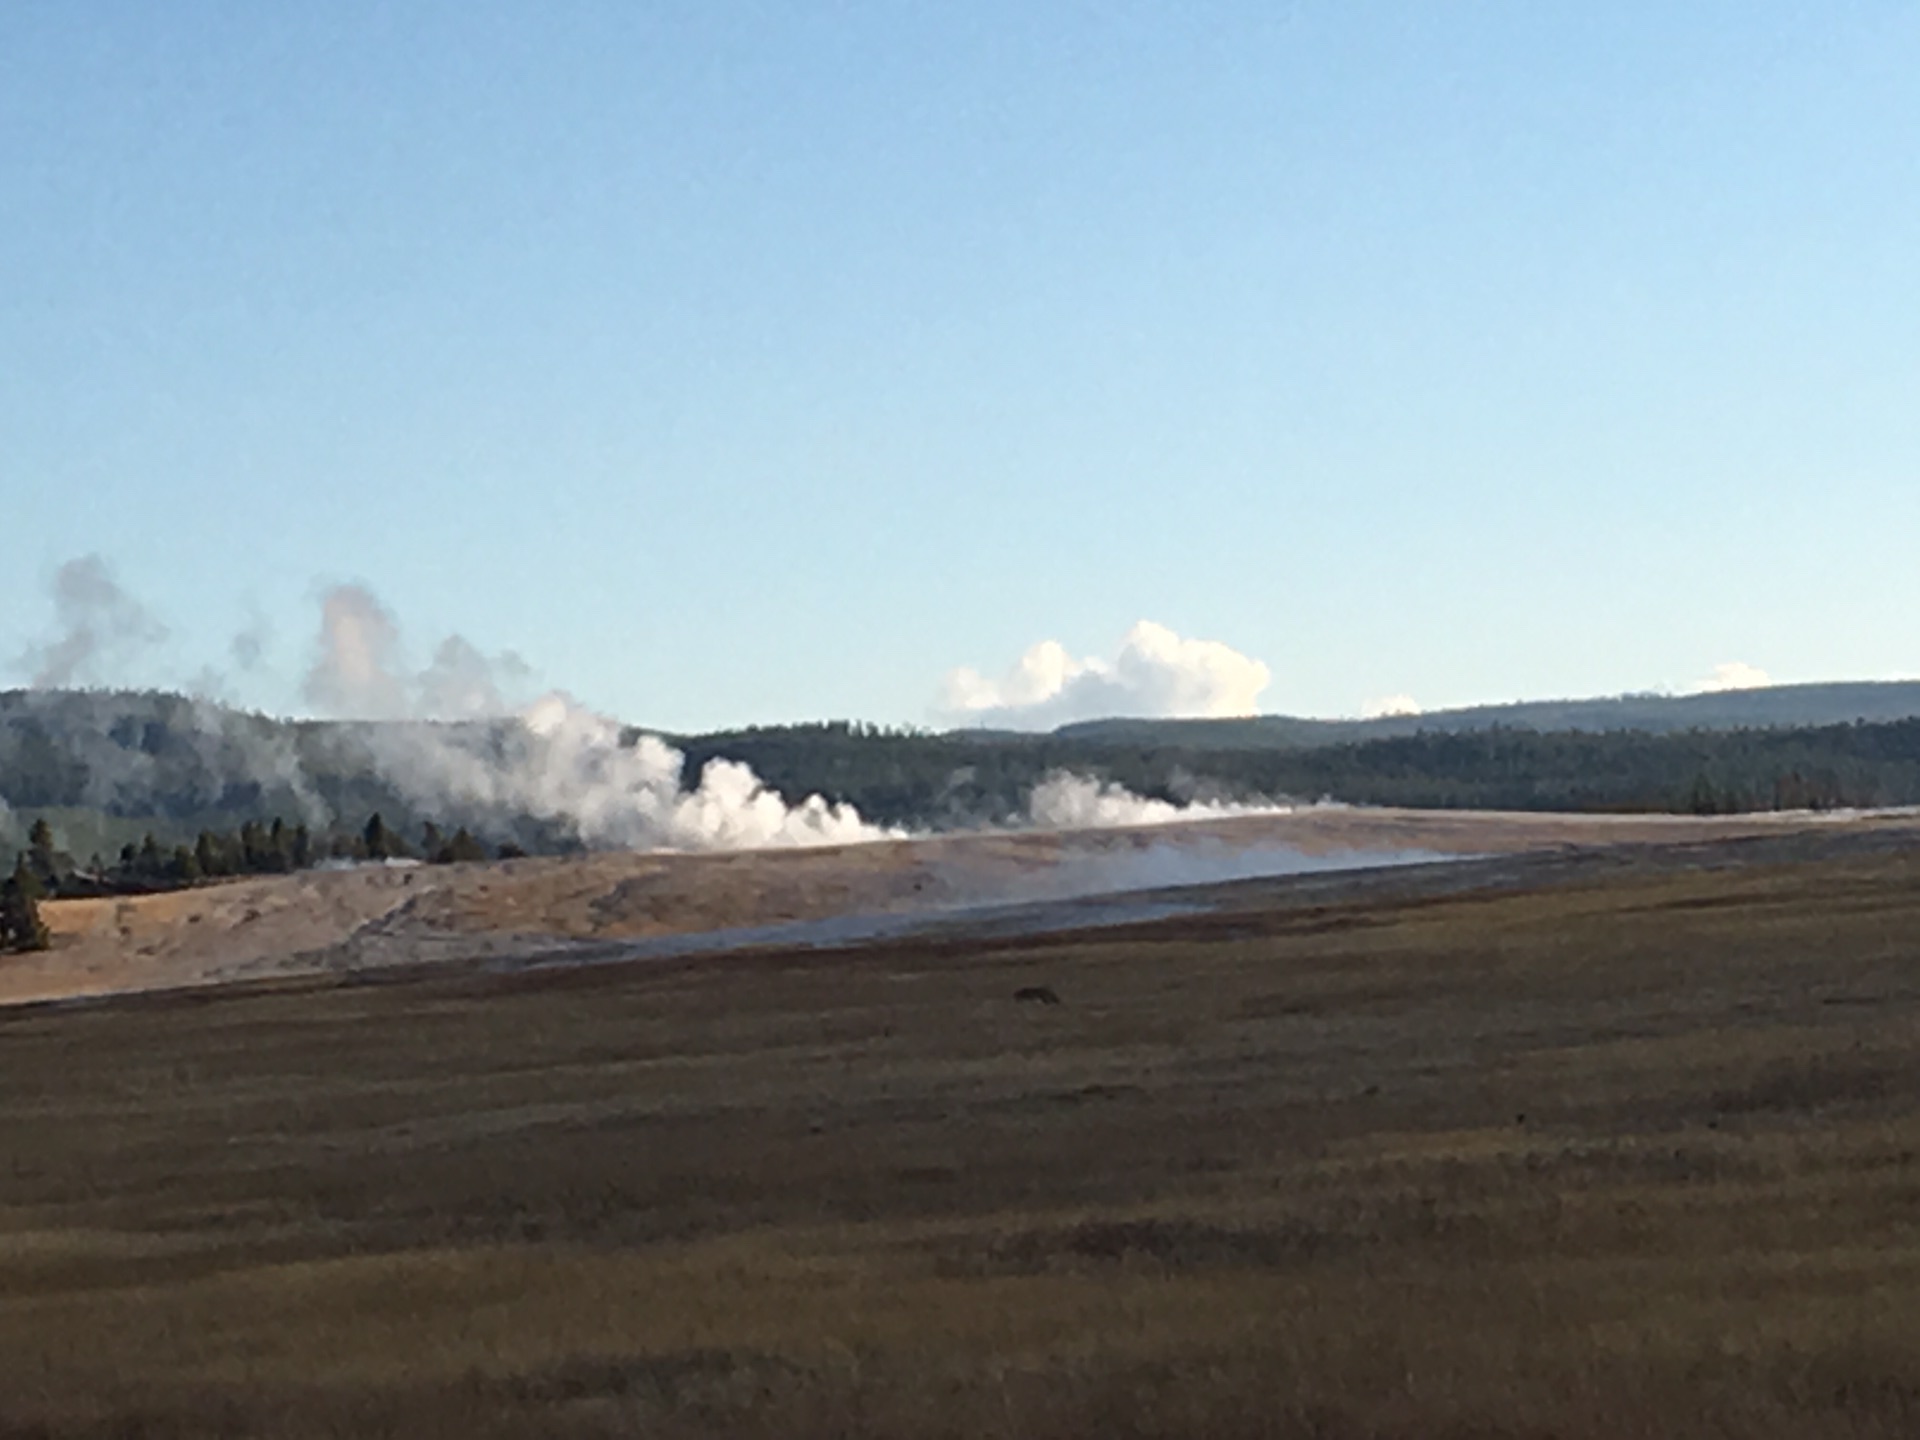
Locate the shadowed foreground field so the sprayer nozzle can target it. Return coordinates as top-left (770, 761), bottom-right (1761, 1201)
top-left (4, 843), bottom-right (1920, 1437)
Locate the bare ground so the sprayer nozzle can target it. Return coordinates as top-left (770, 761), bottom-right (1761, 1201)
top-left (11, 806), bottom-right (1903, 1006)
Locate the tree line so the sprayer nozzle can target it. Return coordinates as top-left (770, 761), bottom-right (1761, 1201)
top-left (2, 813), bottom-right (521, 954)
top-left (678, 716), bottom-right (1920, 826)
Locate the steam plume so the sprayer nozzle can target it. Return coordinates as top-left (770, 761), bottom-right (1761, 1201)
top-left (1026, 772), bottom-right (1291, 830)
top-left (17, 555), bottom-right (169, 688)
top-left (303, 584), bottom-right (529, 721)
top-left (303, 585), bottom-right (411, 719)
top-left (942, 620), bottom-right (1271, 730)
top-left (365, 693), bottom-right (888, 850)
top-left (298, 585), bottom-right (887, 849)
top-left (7, 569), bottom-right (1290, 855)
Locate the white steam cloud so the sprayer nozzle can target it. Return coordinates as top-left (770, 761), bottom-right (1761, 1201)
top-left (370, 693), bottom-right (889, 850)
top-left (1026, 772), bottom-right (1292, 830)
top-left (304, 585), bottom-right (530, 721)
top-left (941, 621), bottom-right (1271, 730)
top-left (6, 567), bottom-right (1294, 855)
top-left (300, 587), bottom-right (888, 850)
top-left (1692, 661), bottom-right (1771, 694)
top-left (16, 555), bottom-right (169, 688)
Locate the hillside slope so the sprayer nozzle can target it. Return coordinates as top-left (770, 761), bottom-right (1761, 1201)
top-left (1056, 680), bottom-right (1920, 747)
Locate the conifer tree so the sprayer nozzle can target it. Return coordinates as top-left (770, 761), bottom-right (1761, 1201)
top-left (1, 858), bottom-right (51, 953)
top-left (364, 812), bottom-right (394, 861)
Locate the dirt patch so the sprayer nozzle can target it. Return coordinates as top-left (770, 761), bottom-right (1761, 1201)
top-left (11, 807), bottom-right (1914, 1007)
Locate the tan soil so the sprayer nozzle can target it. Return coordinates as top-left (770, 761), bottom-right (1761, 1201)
top-left (8, 806), bottom-right (1906, 1007)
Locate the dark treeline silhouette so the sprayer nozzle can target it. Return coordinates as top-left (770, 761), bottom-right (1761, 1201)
top-left (679, 716), bottom-right (1920, 825)
top-left (5, 813), bottom-right (515, 927)
top-left (10, 695), bottom-right (1920, 885)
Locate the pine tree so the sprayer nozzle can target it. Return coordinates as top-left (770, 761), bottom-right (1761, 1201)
top-left (444, 828), bottom-right (488, 863)
top-left (25, 817), bottom-right (71, 892)
top-left (2, 858), bottom-right (51, 953)
top-left (364, 812), bottom-right (394, 861)
top-left (240, 821), bottom-right (266, 873)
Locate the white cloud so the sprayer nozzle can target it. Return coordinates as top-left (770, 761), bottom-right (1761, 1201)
top-left (1361, 693), bottom-right (1421, 719)
top-left (1692, 661), bottom-right (1772, 694)
top-left (940, 621), bottom-right (1271, 730)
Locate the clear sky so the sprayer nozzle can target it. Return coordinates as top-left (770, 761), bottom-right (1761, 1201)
top-left (4, 2), bottom-right (1917, 731)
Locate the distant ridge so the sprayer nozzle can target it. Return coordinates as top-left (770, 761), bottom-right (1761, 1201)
top-left (11, 680), bottom-right (1920, 853)
top-left (1051, 681), bottom-right (1920, 749)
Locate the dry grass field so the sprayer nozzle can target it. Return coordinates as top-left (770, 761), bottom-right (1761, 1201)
top-left (4, 830), bottom-right (1920, 1436)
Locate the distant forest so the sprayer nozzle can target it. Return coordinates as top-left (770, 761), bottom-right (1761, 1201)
top-left (7, 691), bottom-right (1920, 885)
top-left (0, 809), bottom-right (512, 952)
top-left (680, 716), bottom-right (1920, 824)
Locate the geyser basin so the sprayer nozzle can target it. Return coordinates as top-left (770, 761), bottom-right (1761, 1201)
top-left (17, 806), bottom-right (1914, 1008)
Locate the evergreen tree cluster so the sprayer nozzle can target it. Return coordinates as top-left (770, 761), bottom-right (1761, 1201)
top-left (0, 812), bottom-right (516, 946)
top-left (11, 693), bottom-right (1920, 884)
top-left (678, 716), bottom-right (1920, 826)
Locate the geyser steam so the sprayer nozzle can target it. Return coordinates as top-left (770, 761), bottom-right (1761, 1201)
top-left (6, 563), bottom-right (1297, 854)
top-left (289, 582), bottom-right (893, 849)
top-left (17, 555), bottom-right (169, 689)
top-left (1027, 772), bottom-right (1291, 829)
top-left (368, 694), bottom-right (887, 850)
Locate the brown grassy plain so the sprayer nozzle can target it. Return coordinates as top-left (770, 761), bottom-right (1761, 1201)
top-left (4, 831), bottom-right (1920, 1436)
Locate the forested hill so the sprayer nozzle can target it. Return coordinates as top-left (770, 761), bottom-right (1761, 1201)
top-left (8, 686), bottom-right (1920, 860)
top-left (680, 717), bottom-right (1920, 824)
top-left (1051, 681), bottom-right (1920, 749)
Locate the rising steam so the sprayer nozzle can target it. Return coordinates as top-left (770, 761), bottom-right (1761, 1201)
top-left (304, 597), bottom-right (1280, 848)
top-left (15, 555), bottom-right (170, 688)
top-left (302, 584), bottom-right (533, 722)
top-left (6, 564), bottom-right (1291, 854)
top-left (1027, 772), bottom-right (1291, 830)
top-left (298, 583), bottom-right (889, 849)
top-left (364, 693), bottom-right (889, 850)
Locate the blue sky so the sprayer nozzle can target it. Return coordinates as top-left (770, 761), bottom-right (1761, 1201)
top-left (4, 2), bottom-right (1917, 730)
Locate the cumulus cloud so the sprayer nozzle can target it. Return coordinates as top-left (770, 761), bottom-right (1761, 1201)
top-left (1692, 661), bottom-right (1772, 694)
top-left (940, 621), bottom-right (1271, 730)
top-left (1361, 694), bottom-right (1421, 719)
top-left (16, 555), bottom-right (169, 687)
